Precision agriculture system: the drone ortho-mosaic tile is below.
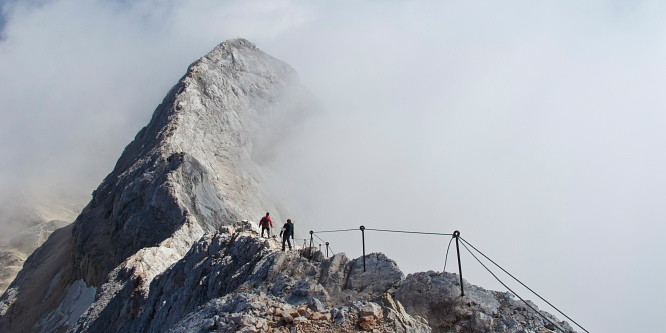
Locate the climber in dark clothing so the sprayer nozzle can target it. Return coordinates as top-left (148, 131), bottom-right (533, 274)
top-left (259, 212), bottom-right (273, 238)
top-left (279, 219), bottom-right (294, 251)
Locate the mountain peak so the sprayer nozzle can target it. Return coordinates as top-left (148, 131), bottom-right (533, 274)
top-left (211, 37), bottom-right (258, 54)
top-left (71, 38), bottom-right (313, 287)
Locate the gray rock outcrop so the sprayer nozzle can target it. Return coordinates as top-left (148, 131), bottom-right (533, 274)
top-left (396, 271), bottom-right (575, 333)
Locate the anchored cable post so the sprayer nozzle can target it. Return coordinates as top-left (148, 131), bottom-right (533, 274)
top-left (308, 230), bottom-right (314, 259)
top-left (325, 242), bottom-right (330, 257)
top-left (360, 225), bottom-right (366, 272)
top-left (453, 230), bottom-right (464, 296)
top-left (309, 230), bottom-right (314, 258)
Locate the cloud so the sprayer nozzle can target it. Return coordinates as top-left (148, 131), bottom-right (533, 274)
top-left (2, 0), bottom-right (666, 331)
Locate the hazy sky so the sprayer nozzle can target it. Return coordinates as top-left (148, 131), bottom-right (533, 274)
top-left (2, 1), bottom-right (665, 332)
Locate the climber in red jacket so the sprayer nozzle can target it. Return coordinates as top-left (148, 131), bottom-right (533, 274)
top-left (259, 212), bottom-right (273, 238)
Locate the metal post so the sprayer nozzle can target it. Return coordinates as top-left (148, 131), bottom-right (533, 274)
top-left (453, 230), bottom-right (464, 296)
top-left (319, 244), bottom-right (322, 253)
top-left (326, 242), bottom-right (329, 257)
top-left (303, 239), bottom-right (306, 248)
top-left (309, 230), bottom-right (314, 258)
top-left (360, 225), bottom-right (366, 272)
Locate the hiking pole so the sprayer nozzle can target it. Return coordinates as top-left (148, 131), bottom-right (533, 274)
top-left (453, 230), bottom-right (464, 296)
top-left (360, 225), bottom-right (366, 272)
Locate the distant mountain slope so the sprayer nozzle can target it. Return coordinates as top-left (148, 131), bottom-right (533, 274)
top-left (0, 192), bottom-right (83, 295)
top-left (0, 214), bottom-right (72, 295)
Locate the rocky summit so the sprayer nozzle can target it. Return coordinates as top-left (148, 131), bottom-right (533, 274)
top-left (0, 39), bottom-right (576, 333)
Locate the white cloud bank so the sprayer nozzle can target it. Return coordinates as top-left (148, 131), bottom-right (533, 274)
top-left (2, 1), bottom-right (666, 331)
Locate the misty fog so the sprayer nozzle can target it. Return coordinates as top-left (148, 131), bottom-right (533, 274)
top-left (2, 1), bottom-right (665, 332)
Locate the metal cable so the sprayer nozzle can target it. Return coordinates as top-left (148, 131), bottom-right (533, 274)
top-left (460, 238), bottom-right (588, 333)
top-left (313, 233), bottom-right (326, 243)
top-left (443, 236), bottom-right (454, 272)
top-left (313, 233), bottom-right (336, 256)
top-left (365, 228), bottom-right (453, 236)
top-left (458, 241), bottom-right (566, 333)
top-left (312, 228), bottom-right (359, 233)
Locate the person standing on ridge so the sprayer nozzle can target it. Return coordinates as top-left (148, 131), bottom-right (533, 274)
top-left (259, 212), bottom-right (273, 238)
top-left (280, 219), bottom-right (295, 251)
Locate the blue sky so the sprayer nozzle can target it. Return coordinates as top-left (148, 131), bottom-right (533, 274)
top-left (1, 1), bottom-right (665, 332)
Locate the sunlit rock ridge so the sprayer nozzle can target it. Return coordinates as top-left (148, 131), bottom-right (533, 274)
top-left (0, 39), bottom-right (577, 333)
